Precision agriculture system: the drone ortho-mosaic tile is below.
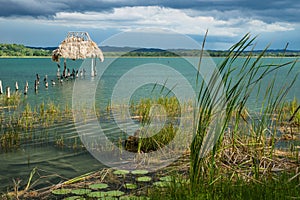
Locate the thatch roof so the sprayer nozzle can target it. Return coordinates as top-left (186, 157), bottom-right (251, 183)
top-left (52, 32), bottom-right (104, 62)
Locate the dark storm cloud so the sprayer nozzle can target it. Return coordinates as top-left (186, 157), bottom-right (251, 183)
top-left (0, 0), bottom-right (299, 22)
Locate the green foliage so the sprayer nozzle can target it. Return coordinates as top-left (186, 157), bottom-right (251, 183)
top-left (149, 173), bottom-right (300, 200)
top-left (0, 43), bottom-right (51, 57)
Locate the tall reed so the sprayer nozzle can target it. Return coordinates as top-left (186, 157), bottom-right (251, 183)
top-left (190, 33), bottom-right (299, 188)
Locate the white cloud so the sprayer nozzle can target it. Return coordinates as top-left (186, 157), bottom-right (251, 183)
top-left (49, 6), bottom-right (295, 37)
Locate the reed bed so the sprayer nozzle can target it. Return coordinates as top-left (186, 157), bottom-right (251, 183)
top-left (0, 100), bottom-right (74, 152)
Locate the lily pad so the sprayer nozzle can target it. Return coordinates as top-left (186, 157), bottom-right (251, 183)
top-left (124, 183), bottom-right (137, 189)
top-left (136, 176), bottom-right (152, 182)
top-left (88, 191), bottom-right (108, 198)
top-left (113, 169), bottom-right (130, 175)
top-left (52, 188), bottom-right (71, 195)
top-left (71, 188), bottom-right (91, 195)
top-left (63, 196), bottom-right (86, 200)
top-left (131, 170), bottom-right (149, 175)
top-left (105, 190), bottom-right (125, 197)
top-left (89, 183), bottom-right (109, 190)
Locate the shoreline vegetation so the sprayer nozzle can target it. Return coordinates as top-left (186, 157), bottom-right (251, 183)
top-left (1, 43), bottom-right (300, 58)
top-left (1, 34), bottom-right (300, 200)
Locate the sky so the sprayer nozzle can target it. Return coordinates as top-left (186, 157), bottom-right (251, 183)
top-left (0, 0), bottom-right (300, 50)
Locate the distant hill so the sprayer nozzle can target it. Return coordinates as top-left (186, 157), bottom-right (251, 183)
top-left (1, 43), bottom-right (300, 57)
top-left (26, 46), bottom-right (57, 51)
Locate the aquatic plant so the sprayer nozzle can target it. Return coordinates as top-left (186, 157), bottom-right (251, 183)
top-left (190, 33), bottom-right (299, 190)
top-left (113, 170), bottom-right (130, 176)
top-left (71, 188), bottom-right (91, 195)
top-left (0, 100), bottom-right (75, 152)
top-left (136, 176), bottom-right (152, 182)
top-left (52, 188), bottom-right (72, 195)
top-left (89, 183), bottom-right (109, 190)
top-left (131, 170), bottom-right (149, 175)
top-left (124, 183), bottom-right (137, 190)
top-left (0, 91), bottom-right (21, 108)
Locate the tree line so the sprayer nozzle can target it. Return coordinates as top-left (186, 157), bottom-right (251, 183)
top-left (0, 44), bottom-right (51, 57)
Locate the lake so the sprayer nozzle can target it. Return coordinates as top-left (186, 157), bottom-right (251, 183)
top-left (0, 57), bottom-right (299, 192)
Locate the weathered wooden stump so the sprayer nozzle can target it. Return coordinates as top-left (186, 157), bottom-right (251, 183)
top-left (6, 87), bottom-right (10, 98)
top-left (0, 80), bottom-right (3, 95)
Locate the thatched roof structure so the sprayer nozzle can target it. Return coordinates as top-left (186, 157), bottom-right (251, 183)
top-left (52, 32), bottom-right (104, 62)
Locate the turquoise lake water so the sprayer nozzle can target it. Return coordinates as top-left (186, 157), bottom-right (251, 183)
top-left (0, 57), bottom-right (299, 192)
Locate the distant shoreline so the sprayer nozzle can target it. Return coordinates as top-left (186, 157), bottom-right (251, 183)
top-left (0, 55), bottom-right (299, 59)
top-left (1, 43), bottom-right (300, 58)
top-left (0, 56), bottom-right (51, 58)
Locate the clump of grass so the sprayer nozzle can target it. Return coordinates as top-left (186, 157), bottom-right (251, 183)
top-left (130, 96), bottom-right (181, 122)
top-left (123, 96), bottom-right (189, 153)
top-left (0, 130), bottom-right (20, 152)
top-left (0, 92), bottom-right (21, 108)
top-left (278, 97), bottom-right (300, 127)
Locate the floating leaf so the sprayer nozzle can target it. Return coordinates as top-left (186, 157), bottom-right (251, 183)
top-left (71, 188), bottom-right (91, 195)
top-left (52, 188), bottom-right (71, 195)
top-left (113, 170), bottom-right (130, 175)
top-left (136, 176), bottom-right (152, 182)
top-left (131, 170), bottom-right (149, 175)
top-left (63, 196), bottom-right (86, 200)
top-left (124, 183), bottom-right (137, 190)
top-left (89, 183), bottom-right (109, 190)
top-left (105, 190), bottom-right (125, 197)
top-left (88, 191), bottom-right (108, 198)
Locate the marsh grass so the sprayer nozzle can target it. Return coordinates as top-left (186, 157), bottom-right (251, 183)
top-left (0, 91), bottom-right (21, 108)
top-left (0, 100), bottom-right (74, 152)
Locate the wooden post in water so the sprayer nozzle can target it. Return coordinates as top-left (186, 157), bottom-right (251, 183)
top-left (24, 81), bottom-right (28, 95)
top-left (15, 81), bottom-right (19, 91)
top-left (94, 58), bottom-right (97, 76)
top-left (6, 87), bottom-right (10, 98)
top-left (0, 80), bottom-right (3, 95)
top-left (56, 68), bottom-right (60, 78)
top-left (91, 57), bottom-right (95, 77)
top-left (34, 80), bottom-right (38, 93)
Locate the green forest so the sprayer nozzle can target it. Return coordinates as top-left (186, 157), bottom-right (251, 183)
top-left (0, 43), bottom-right (51, 57)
